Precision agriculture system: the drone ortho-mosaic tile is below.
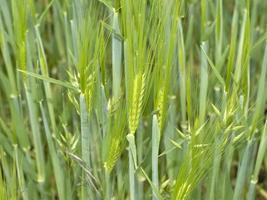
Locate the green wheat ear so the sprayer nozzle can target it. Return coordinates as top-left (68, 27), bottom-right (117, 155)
top-left (84, 72), bottom-right (96, 113)
top-left (104, 139), bottom-right (122, 172)
top-left (128, 73), bottom-right (146, 134)
top-left (104, 134), bottom-right (123, 173)
top-left (104, 99), bottom-right (127, 172)
top-left (18, 42), bottom-right (26, 71)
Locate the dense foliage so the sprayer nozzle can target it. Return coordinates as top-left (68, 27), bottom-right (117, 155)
top-left (0, 0), bottom-right (267, 199)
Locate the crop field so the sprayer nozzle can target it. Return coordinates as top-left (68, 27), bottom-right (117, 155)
top-left (0, 0), bottom-right (267, 199)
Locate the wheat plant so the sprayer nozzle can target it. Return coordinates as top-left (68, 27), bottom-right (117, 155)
top-left (0, 0), bottom-right (267, 199)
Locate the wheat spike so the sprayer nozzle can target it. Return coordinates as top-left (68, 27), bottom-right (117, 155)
top-left (129, 73), bottom-right (145, 134)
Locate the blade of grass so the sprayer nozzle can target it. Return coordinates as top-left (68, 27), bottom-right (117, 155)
top-left (18, 70), bottom-right (78, 91)
top-left (152, 115), bottom-right (160, 200)
top-left (247, 120), bottom-right (267, 200)
top-left (25, 84), bottom-right (45, 183)
top-left (40, 102), bottom-right (65, 200)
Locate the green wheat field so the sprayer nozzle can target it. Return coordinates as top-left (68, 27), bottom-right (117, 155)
top-left (0, 0), bottom-right (267, 199)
